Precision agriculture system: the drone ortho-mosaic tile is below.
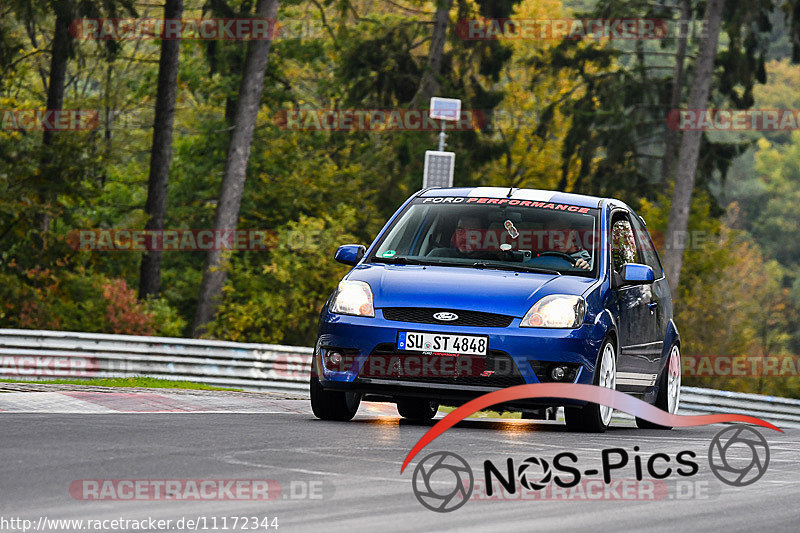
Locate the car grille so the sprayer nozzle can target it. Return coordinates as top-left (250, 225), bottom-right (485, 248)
top-left (357, 343), bottom-right (525, 388)
top-left (381, 307), bottom-right (514, 328)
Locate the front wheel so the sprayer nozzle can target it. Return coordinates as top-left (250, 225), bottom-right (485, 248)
top-left (310, 372), bottom-right (361, 421)
top-left (636, 344), bottom-right (681, 430)
top-left (397, 398), bottom-right (439, 420)
top-left (565, 338), bottom-right (616, 433)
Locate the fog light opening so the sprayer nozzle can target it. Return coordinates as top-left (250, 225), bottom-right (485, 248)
top-left (529, 360), bottom-right (581, 383)
top-left (322, 348), bottom-right (351, 371)
top-left (328, 351), bottom-right (342, 365)
top-left (550, 365), bottom-right (568, 381)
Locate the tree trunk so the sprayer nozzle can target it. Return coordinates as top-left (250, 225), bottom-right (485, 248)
top-left (39, 0), bottom-right (74, 232)
top-left (661, 0), bottom-right (691, 187)
top-left (193, 0), bottom-right (279, 336)
top-left (206, 0), bottom-right (243, 125)
top-left (662, 0), bottom-right (726, 295)
top-left (410, 0), bottom-right (453, 108)
top-left (42, 0), bottom-right (72, 146)
top-left (139, 0), bottom-right (184, 300)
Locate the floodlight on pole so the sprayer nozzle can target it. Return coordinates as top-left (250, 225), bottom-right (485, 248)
top-left (423, 151), bottom-right (455, 189)
top-left (429, 97), bottom-right (461, 151)
top-left (423, 97), bottom-right (461, 188)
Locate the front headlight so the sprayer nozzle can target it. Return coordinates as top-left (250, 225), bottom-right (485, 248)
top-left (330, 280), bottom-right (375, 317)
top-left (520, 295), bottom-right (585, 328)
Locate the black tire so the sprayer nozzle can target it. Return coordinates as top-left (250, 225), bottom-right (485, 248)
top-left (634, 386), bottom-right (671, 429)
top-left (396, 398), bottom-right (439, 420)
top-left (636, 344), bottom-right (680, 430)
top-left (310, 373), bottom-right (361, 421)
top-left (565, 338), bottom-right (616, 433)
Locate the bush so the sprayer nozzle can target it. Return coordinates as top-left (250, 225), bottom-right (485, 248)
top-left (0, 266), bottom-right (185, 337)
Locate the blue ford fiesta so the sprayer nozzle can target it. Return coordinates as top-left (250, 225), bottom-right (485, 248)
top-left (310, 187), bottom-right (681, 432)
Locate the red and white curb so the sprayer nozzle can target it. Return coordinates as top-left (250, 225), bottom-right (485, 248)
top-left (0, 390), bottom-right (308, 413)
top-left (0, 387), bottom-right (400, 415)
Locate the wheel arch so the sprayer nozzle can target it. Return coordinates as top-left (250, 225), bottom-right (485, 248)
top-left (660, 319), bottom-right (681, 371)
top-left (592, 308), bottom-right (620, 363)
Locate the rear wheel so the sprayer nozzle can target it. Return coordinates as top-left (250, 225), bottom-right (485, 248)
top-left (396, 398), bottom-right (439, 420)
top-left (310, 373), bottom-right (361, 421)
top-left (565, 339), bottom-right (616, 433)
top-left (636, 344), bottom-right (681, 430)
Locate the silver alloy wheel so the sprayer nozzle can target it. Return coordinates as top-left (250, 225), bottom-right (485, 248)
top-left (598, 342), bottom-right (616, 426)
top-left (667, 345), bottom-right (681, 414)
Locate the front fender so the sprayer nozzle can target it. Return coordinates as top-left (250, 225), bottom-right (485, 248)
top-left (587, 308), bottom-right (618, 371)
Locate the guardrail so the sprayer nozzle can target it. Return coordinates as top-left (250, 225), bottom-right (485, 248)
top-left (2, 329), bottom-right (799, 427)
top-left (680, 386), bottom-right (800, 428)
top-left (0, 329), bottom-right (311, 393)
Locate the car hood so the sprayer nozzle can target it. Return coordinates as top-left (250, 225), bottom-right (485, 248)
top-left (346, 263), bottom-right (597, 317)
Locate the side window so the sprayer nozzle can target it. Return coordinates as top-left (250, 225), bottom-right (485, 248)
top-left (630, 214), bottom-right (664, 278)
top-left (611, 215), bottom-right (638, 272)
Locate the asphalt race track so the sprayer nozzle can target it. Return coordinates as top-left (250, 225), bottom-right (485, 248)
top-left (0, 385), bottom-right (797, 532)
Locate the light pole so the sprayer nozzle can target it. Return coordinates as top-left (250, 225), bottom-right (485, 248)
top-left (423, 97), bottom-right (461, 189)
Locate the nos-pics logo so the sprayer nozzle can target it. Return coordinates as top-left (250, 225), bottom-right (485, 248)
top-left (411, 424), bottom-right (770, 513)
top-left (412, 451), bottom-right (474, 512)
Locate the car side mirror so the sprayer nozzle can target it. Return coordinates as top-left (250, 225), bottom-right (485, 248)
top-left (334, 244), bottom-right (366, 266)
top-left (620, 263), bottom-right (655, 285)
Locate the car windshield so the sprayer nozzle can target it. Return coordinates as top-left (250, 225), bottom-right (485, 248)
top-left (371, 197), bottom-right (599, 277)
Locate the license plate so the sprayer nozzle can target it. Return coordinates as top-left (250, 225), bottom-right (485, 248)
top-left (398, 332), bottom-right (488, 356)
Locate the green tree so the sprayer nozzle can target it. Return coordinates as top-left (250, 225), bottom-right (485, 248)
top-left (139, 0), bottom-right (185, 299)
top-left (194, 0), bottom-right (280, 335)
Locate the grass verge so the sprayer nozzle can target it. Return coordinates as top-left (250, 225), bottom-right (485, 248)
top-left (0, 377), bottom-right (241, 391)
top-left (438, 405), bottom-right (522, 419)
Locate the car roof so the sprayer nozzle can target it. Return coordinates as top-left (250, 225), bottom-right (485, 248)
top-left (418, 187), bottom-right (607, 209)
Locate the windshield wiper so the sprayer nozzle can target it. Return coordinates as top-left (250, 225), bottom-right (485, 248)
top-left (370, 256), bottom-right (427, 265)
top-left (371, 256), bottom-right (484, 269)
top-left (471, 262), bottom-right (561, 276)
top-left (371, 256), bottom-right (561, 275)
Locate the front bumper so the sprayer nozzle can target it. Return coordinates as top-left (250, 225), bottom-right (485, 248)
top-left (314, 308), bottom-right (606, 406)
